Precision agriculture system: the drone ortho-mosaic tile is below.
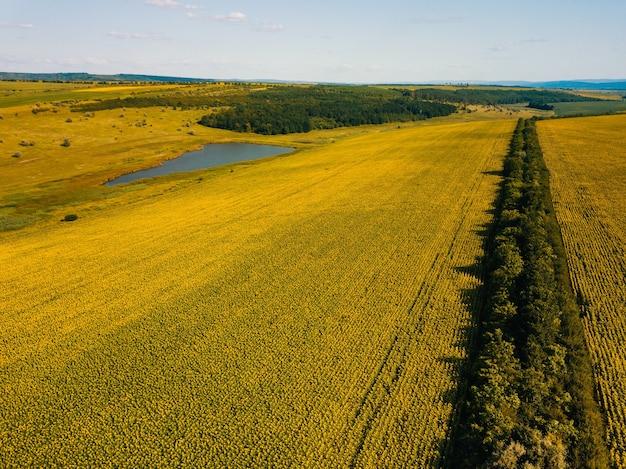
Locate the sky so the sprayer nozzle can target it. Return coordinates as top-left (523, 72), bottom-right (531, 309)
top-left (1, 0), bottom-right (625, 83)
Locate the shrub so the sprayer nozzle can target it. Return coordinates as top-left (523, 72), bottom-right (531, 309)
top-left (62, 214), bottom-right (78, 222)
top-left (61, 138), bottom-right (71, 147)
top-left (12, 151), bottom-right (22, 158)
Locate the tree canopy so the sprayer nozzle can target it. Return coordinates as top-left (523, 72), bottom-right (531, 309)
top-left (198, 85), bottom-right (457, 134)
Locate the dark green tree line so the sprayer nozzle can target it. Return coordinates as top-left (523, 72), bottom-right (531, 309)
top-left (198, 85), bottom-right (457, 134)
top-left (448, 119), bottom-right (608, 468)
top-left (404, 88), bottom-right (597, 106)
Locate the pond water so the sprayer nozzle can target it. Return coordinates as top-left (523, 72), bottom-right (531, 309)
top-left (105, 143), bottom-right (293, 186)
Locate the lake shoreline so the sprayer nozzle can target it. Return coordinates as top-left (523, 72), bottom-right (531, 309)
top-left (105, 143), bottom-right (294, 186)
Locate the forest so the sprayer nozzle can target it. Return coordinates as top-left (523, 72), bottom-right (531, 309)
top-left (404, 88), bottom-right (597, 107)
top-left (198, 85), bottom-right (457, 134)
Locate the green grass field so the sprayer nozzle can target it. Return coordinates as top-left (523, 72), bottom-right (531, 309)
top-left (552, 100), bottom-right (626, 116)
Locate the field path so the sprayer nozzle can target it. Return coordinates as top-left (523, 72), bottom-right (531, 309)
top-left (1, 120), bottom-right (513, 468)
top-left (538, 115), bottom-right (626, 468)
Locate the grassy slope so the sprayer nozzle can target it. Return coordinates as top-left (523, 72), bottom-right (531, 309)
top-left (0, 83), bottom-right (291, 230)
top-left (0, 81), bottom-right (191, 108)
top-left (0, 80), bottom-right (524, 232)
top-left (552, 101), bottom-right (626, 117)
top-left (537, 114), bottom-right (626, 468)
top-left (0, 115), bottom-right (514, 467)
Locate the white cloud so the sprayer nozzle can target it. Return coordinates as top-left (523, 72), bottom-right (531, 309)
top-left (488, 38), bottom-right (546, 53)
top-left (84, 57), bottom-right (109, 65)
top-left (340, 63), bottom-right (380, 72)
top-left (108, 31), bottom-right (161, 40)
top-left (144, 0), bottom-right (181, 8)
top-left (520, 38), bottom-right (546, 44)
top-left (0, 21), bottom-right (35, 29)
top-left (257, 22), bottom-right (284, 32)
top-left (58, 58), bottom-right (87, 66)
top-left (14, 56), bottom-right (110, 67)
top-left (213, 12), bottom-right (247, 23)
top-left (187, 10), bottom-right (249, 24)
top-left (144, 0), bottom-right (202, 10)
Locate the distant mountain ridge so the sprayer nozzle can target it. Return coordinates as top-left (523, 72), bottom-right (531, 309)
top-left (0, 72), bottom-right (213, 83)
top-left (486, 80), bottom-right (626, 90)
top-left (1, 72), bottom-right (625, 90)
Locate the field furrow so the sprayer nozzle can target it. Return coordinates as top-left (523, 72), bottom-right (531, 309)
top-left (1, 120), bottom-right (513, 467)
top-left (538, 114), bottom-right (626, 468)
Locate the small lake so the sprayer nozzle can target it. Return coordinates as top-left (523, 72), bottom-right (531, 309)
top-left (105, 143), bottom-right (293, 186)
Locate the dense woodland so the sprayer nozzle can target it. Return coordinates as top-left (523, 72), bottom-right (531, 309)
top-left (198, 85), bottom-right (457, 134)
top-left (405, 88), bottom-right (597, 107)
top-left (199, 86), bottom-right (596, 134)
top-left (449, 119), bottom-right (608, 468)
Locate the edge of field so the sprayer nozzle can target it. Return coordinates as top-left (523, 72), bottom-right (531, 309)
top-left (0, 81), bottom-right (530, 234)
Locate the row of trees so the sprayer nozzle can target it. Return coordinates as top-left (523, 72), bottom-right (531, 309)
top-left (198, 86), bottom-right (457, 134)
top-left (401, 88), bottom-right (596, 107)
top-left (71, 83), bottom-right (255, 113)
top-left (74, 95), bottom-right (219, 112)
top-left (449, 119), bottom-right (608, 468)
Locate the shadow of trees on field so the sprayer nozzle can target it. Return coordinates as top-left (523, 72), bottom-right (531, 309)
top-left (438, 170), bottom-right (505, 468)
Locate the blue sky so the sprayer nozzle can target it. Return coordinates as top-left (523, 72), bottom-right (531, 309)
top-left (1, 0), bottom-right (625, 83)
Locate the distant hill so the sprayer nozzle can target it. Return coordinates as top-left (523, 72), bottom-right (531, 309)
top-left (539, 80), bottom-right (626, 90)
top-left (1, 72), bottom-right (625, 90)
top-left (0, 72), bottom-right (213, 83)
top-left (488, 80), bottom-right (626, 90)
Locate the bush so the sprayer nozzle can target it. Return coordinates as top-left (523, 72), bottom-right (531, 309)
top-left (12, 151), bottom-right (22, 158)
top-left (61, 138), bottom-right (71, 147)
top-left (62, 214), bottom-right (78, 222)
